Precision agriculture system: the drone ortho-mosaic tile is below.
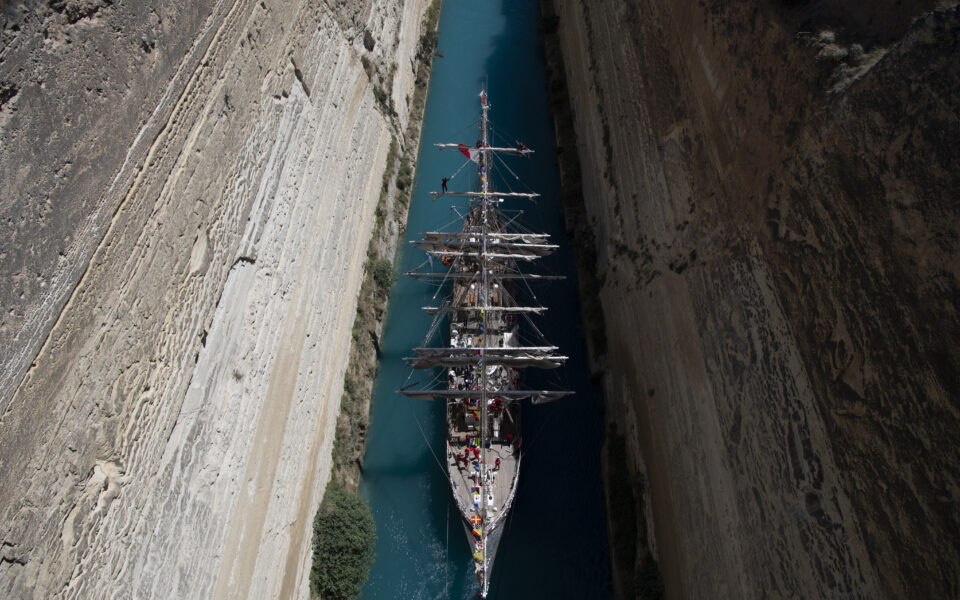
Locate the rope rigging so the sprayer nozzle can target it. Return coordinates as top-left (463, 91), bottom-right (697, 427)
top-left (401, 393), bottom-right (449, 478)
top-left (396, 91), bottom-right (573, 597)
top-left (443, 156), bottom-right (473, 185)
top-left (492, 150), bottom-right (537, 195)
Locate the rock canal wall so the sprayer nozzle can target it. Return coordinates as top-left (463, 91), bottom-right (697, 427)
top-left (545, 0), bottom-right (959, 598)
top-left (0, 0), bottom-right (429, 597)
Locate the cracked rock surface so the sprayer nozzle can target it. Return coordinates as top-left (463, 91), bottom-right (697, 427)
top-left (548, 0), bottom-right (959, 598)
top-left (0, 0), bottom-right (428, 597)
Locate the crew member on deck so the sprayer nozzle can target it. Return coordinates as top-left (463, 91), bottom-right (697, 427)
top-left (441, 177), bottom-right (449, 192)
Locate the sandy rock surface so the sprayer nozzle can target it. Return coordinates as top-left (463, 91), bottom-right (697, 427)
top-left (0, 0), bottom-right (428, 597)
top-left (549, 0), bottom-right (959, 598)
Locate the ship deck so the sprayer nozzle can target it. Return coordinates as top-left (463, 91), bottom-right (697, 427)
top-left (445, 266), bottom-right (522, 546)
top-left (447, 430), bottom-right (520, 528)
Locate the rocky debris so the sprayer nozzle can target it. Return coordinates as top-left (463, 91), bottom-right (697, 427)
top-left (47, 0), bottom-right (114, 24)
top-left (0, 82), bottom-right (18, 107)
top-left (547, 0), bottom-right (959, 597)
top-left (0, 0), bottom-right (431, 598)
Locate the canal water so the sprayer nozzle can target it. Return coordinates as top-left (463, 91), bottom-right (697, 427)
top-left (358, 1), bottom-right (612, 598)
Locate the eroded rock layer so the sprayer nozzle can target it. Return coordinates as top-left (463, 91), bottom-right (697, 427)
top-left (547, 0), bottom-right (959, 598)
top-left (0, 0), bottom-right (428, 597)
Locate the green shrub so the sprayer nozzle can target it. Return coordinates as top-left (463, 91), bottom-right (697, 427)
top-left (372, 258), bottom-right (395, 292)
top-left (396, 158), bottom-right (413, 190)
top-left (310, 487), bottom-right (377, 600)
top-left (417, 29), bottom-right (438, 61)
top-left (360, 55), bottom-right (374, 79)
top-left (372, 85), bottom-right (388, 110)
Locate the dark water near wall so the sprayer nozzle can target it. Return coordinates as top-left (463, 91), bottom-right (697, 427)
top-left (359, 1), bottom-right (612, 598)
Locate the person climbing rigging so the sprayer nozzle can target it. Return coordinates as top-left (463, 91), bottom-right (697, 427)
top-left (441, 177), bottom-right (449, 192)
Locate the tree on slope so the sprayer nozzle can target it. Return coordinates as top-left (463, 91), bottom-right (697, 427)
top-left (310, 486), bottom-right (377, 600)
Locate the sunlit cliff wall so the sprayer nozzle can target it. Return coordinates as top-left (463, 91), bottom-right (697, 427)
top-left (0, 0), bottom-right (427, 597)
top-left (546, 0), bottom-right (959, 597)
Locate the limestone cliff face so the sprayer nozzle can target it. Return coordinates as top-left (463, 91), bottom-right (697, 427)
top-left (548, 0), bottom-right (959, 598)
top-left (0, 0), bottom-right (428, 597)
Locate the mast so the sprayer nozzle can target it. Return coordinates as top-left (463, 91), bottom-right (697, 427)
top-left (478, 87), bottom-right (491, 588)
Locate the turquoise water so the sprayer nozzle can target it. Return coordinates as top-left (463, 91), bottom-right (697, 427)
top-left (358, 1), bottom-right (612, 598)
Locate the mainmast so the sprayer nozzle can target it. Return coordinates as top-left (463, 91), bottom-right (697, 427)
top-left (477, 87), bottom-right (492, 588)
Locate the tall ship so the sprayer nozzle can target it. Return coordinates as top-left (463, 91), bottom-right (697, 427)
top-left (400, 89), bottom-right (571, 597)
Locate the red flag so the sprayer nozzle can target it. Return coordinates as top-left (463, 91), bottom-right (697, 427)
top-left (458, 143), bottom-right (480, 163)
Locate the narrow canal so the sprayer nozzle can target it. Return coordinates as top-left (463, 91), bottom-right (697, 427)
top-left (359, 1), bottom-right (613, 598)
